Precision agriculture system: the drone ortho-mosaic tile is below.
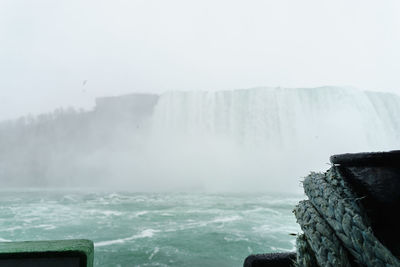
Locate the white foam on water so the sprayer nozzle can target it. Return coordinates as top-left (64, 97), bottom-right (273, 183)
top-left (136, 211), bottom-right (149, 217)
top-left (22, 217), bottom-right (40, 223)
top-left (270, 246), bottom-right (295, 252)
top-left (87, 209), bottom-right (123, 217)
top-left (212, 215), bottom-right (242, 223)
top-left (224, 235), bottom-right (250, 242)
top-left (101, 210), bottom-right (123, 217)
top-left (0, 192), bottom-right (309, 266)
top-left (243, 207), bottom-right (282, 216)
top-left (148, 246), bottom-right (160, 260)
top-left (95, 229), bottom-right (160, 247)
top-left (3, 226), bottom-right (23, 232)
top-left (32, 224), bottom-right (57, 230)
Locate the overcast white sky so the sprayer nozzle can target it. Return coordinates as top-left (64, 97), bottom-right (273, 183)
top-left (1, 0), bottom-right (400, 120)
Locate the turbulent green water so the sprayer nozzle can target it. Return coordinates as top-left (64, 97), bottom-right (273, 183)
top-left (0, 190), bottom-right (301, 266)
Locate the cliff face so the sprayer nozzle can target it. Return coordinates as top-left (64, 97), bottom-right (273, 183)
top-left (94, 93), bottom-right (159, 120)
top-left (0, 93), bottom-right (159, 187)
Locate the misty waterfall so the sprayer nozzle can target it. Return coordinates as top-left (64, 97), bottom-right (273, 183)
top-left (0, 87), bottom-right (399, 192)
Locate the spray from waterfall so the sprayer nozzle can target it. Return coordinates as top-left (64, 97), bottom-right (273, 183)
top-left (0, 87), bottom-right (399, 192)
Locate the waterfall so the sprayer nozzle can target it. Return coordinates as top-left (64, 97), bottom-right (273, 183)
top-left (149, 87), bottom-right (400, 192)
top-left (1, 86), bottom-right (399, 192)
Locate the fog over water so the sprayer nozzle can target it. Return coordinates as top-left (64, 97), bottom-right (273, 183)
top-left (1, 86), bottom-right (399, 192)
top-left (1, 1), bottom-right (400, 192)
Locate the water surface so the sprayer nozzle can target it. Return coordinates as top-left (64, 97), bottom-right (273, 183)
top-left (0, 190), bottom-right (301, 266)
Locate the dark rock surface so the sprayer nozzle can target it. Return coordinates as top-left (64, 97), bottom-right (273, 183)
top-left (243, 253), bottom-right (295, 267)
top-left (330, 150), bottom-right (400, 256)
top-left (330, 150), bottom-right (400, 167)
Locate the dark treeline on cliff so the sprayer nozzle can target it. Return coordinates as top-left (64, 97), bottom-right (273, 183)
top-left (0, 94), bottom-right (158, 187)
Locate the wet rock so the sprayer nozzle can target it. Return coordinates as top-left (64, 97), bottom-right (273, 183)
top-left (243, 252), bottom-right (296, 267)
top-left (330, 150), bottom-right (400, 256)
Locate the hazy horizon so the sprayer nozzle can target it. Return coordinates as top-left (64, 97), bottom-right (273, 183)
top-left (2, 85), bottom-right (400, 122)
top-left (1, 0), bottom-right (400, 121)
